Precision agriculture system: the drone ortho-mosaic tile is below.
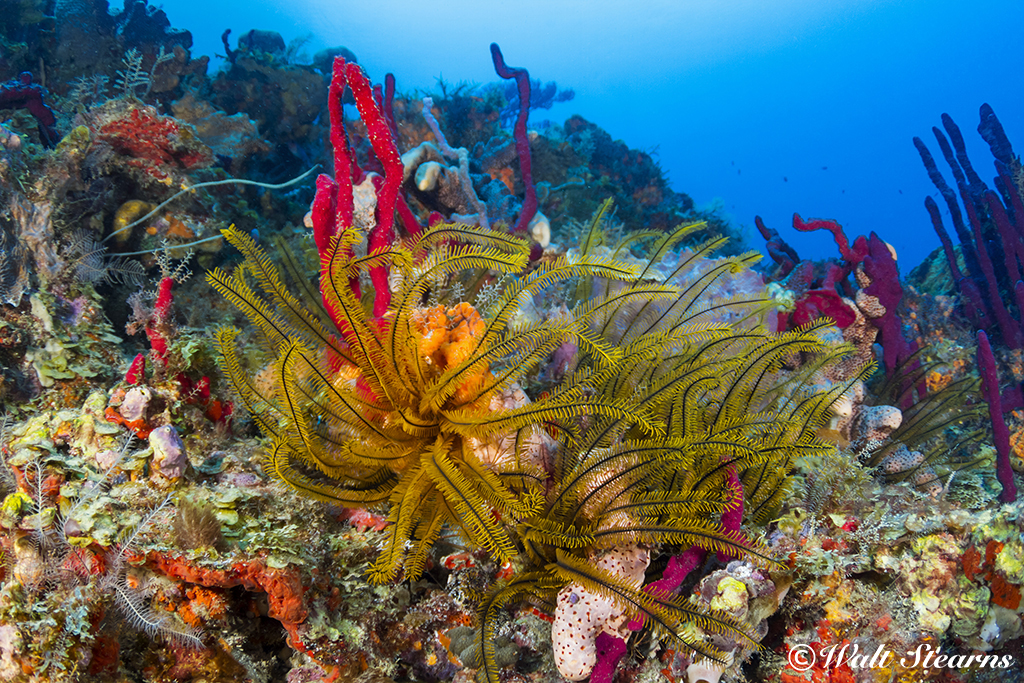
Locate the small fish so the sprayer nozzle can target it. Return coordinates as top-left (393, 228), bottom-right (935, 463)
top-left (250, 228), bottom-right (260, 241)
top-left (783, 176), bottom-right (788, 182)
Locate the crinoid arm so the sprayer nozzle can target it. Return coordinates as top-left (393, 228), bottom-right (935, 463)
top-left (211, 189), bottom-right (854, 681)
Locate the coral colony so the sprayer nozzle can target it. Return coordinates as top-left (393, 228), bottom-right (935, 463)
top-left (0, 4), bottom-right (1021, 683)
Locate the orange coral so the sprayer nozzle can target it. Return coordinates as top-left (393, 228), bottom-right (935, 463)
top-left (962, 540), bottom-right (1023, 612)
top-left (104, 406), bottom-right (153, 438)
top-left (990, 574), bottom-right (1022, 610)
top-left (924, 358), bottom-right (966, 393)
top-left (411, 305), bottom-right (450, 362)
top-left (181, 586), bottom-right (229, 626)
top-left (144, 552), bottom-right (308, 650)
top-left (490, 166), bottom-right (516, 194)
top-left (1010, 426), bottom-right (1024, 463)
top-left (164, 214), bottom-right (195, 240)
top-left (926, 370), bottom-right (951, 393)
top-left (962, 546), bottom-right (982, 583)
top-left (411, 302), bottom-right (493, 406)
top-left (985, 540), bottom-right (1004, 568)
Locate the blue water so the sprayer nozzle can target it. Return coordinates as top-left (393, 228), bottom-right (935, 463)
top-left (161, 0), bottom-right (1024, 270)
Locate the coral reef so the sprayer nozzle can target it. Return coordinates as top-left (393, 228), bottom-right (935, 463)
top-left (210, 31), bottom-right (327, 158)
top-left (0, 4), bottom-right (1019, 683)
top-left (209, 56), bottom-right (877, 683)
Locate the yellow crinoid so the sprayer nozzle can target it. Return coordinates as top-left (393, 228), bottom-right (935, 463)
top-left (208, 211), bottom-right (664, 582)
top-left (210, 199), bottom-right (857, 679)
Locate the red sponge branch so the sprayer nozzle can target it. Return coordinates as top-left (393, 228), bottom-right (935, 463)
top-left (145, 276), bottom-right (174, 366)
top-left (792, 213), bottom-right (868, 265)
top-left (311, 59), bottom-right (355, 254)
top-left (311, 58), bottom-right (405, 325)
top-left (311, 58), bottom-right (358, 330)
top-left (124, 353), bottom-right (146, 385)
top-left (343, 61), bottom-right (403, 318)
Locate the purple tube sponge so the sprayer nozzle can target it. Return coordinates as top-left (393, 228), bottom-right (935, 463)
top-left (489, 43), bottom-right (538, 239)
top-left (978, 102), bottom-right (1016, 168)
top-left (977, 330), bottom-right (1019, 503)
top-left (591, 633), bottom-right (628, 683)
top-left (914, 135), bottom-right (983, 281)
top-left (915, 106), bottom-right (1024, 349)
top-left (862, 233), bottom-right (916, 377)
top-left (716, 464), bottom-right (745, 563)
top-left (754, 215), bottom-right (799, 277)
top-left (941, 112), bottom-right (987, 199)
